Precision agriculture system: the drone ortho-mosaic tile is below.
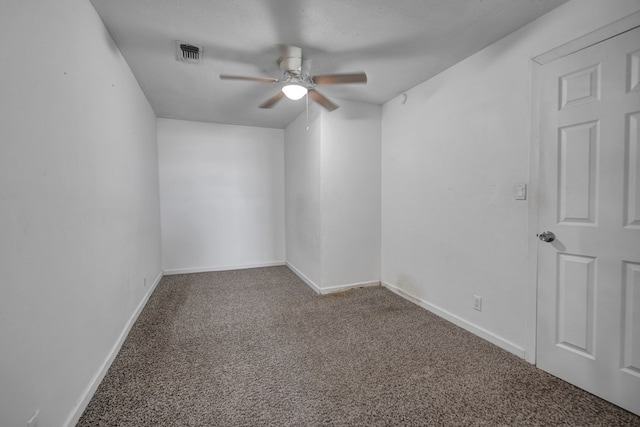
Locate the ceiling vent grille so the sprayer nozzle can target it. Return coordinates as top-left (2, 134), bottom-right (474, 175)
top-left (176, 41), bottom-right (202, 64)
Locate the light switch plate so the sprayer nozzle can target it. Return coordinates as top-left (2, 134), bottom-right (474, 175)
top-left (514, 184), bottom-right (527, 200)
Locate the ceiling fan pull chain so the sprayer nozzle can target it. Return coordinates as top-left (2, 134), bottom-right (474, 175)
top-left (306, 92), bottom-right (310, 132)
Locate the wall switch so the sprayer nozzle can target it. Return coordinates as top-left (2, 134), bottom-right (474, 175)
top-left (473, 295), bottom-right (482, 311)
top-left (27, 410), bottom-right (39, 427)
top-left (514, 184), bottom-right (527, 200)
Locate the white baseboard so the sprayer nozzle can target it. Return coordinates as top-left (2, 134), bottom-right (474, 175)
top-left (285, 263), bottom-right (380, 295)
top-left (63, 271), bottom-right (163, 427)
top-left (286, 262), bottom-right (321, 294)
top-left (163, 261), bottom-right (286, 275)
top-left (319, 280), bottom-right (380, 295)
top-left (381, 281), bottom-right (526, 359)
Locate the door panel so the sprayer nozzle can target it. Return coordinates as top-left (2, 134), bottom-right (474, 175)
top-left (537, 26), bottom-right (640, 415)
top-left (556, 253), bottom-right (596, 357)
top-left (558, 121), bottom-right (598, 224)
top-left (560, 64), bottom-right (600, 109)
top-left (623, 261), bottom-right (640, 376)
top-left (626, 111), bottom-right (640, 228)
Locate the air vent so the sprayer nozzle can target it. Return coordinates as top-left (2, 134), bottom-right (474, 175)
top-left (176, 41), bottom-right (202, 64)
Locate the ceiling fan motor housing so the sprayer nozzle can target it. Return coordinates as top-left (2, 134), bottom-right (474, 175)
top-left (278, 45), bottom-right (303, 75)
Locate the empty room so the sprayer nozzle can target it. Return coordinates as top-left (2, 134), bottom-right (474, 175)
top-left (2, 0), bottom-right (640, 425)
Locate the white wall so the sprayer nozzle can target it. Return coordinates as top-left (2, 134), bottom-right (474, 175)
top-left (285, 101), bottom-right (381, 292)
top-left (285, 105), bottom-right (323, 287)
top-left (381, 0), bottom-right (640, 359)
top-left (0, 1), bottom-right (162, 426)
top-left (321, 100), bottom-right (382, 289)
top-left (158, 119), bottom-right (285, 273)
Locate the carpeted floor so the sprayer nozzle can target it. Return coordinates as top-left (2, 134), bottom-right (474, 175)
top-left (77, 266), bottom-right (640, 426)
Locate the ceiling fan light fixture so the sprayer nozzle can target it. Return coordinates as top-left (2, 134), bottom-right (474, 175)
top-left (282, 84), bottom-right (308, 100)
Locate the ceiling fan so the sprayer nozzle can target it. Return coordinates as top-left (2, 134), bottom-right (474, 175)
top-left (219, 45), bottom-right (367, 112)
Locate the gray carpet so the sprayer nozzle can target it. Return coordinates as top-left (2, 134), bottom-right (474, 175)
top-left (78, 266), bottom-right (640, 426)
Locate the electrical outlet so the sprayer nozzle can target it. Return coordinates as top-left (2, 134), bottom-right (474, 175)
top-left (27, 410), bottom-right (39, 427)
top-left (473, 295), bottom-right (482, 311)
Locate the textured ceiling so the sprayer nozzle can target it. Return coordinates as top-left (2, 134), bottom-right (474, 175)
top-left (89, 0), bottom-right (568, 129)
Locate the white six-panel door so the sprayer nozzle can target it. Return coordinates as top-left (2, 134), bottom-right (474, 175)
top-left (537, 26), bottom-right (640, 415)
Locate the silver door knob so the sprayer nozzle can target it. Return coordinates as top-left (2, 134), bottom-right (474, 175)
top-left (538, 231), bottom-right (556, 242)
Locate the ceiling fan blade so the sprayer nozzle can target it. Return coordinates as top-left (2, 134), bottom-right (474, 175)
top-left (308, 89), bottom-right (339, 111)
top-left (259, 91), bottom-right (285, 109)
top-left (311, 72), bottom-right (367, 85)
top-left (220, 74), bottom-right (279, 83)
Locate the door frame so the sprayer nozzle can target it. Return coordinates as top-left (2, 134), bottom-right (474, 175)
top-left (526, 10), bottom-right (640, 365)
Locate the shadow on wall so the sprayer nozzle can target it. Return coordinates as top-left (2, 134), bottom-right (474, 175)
top-left (99, 21), bottom-right (121, 56)
top-left (397, 273), bottom-right (418, 297)
top-left (330, 105), bottom-right (379, 120)
top-left (296, 194), bottom-right (320, 253)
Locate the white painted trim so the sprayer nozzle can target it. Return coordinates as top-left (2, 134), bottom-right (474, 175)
top-left (525, 58), bottom-right (543, 365)
top-left (286, 262), bottom-right (321, 294)
top-left (319, 280), bottom-right (380, 295)
top-left (381, 281), bottom-right (526, 359)
top-left (63, 271), bottom-right (164, 427)
top-left (163, 261), bottom-right (286, 275)
top-left (533, 11), bottom-right (640, 64)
